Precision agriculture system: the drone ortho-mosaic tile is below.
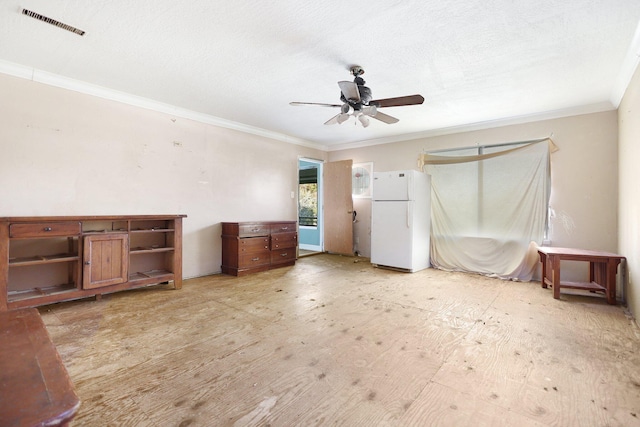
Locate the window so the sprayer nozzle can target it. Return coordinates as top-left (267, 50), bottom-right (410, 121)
top-left (299, 167), bottom-right (318, 226)
top-left (421, 139), bottom-right (552, 280)
top-left (352, 162), bottom-right (373, 198)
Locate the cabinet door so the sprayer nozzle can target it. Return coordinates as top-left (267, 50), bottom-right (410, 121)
top-left (83, 233), bottom-right (129, 289)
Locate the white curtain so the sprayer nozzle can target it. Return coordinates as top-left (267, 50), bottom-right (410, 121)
top-left (419, 139), bottom-right (554, 281)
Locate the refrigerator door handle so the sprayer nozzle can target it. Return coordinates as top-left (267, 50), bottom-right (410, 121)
top-left (407, 201), bottom-right (413, 228)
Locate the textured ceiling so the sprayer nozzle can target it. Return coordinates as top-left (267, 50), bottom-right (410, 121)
top-left (1, 1), bottom-right (640, 150)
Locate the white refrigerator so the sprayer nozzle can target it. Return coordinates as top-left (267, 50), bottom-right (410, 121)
top-left (370, 170), bottom-right (431, 272)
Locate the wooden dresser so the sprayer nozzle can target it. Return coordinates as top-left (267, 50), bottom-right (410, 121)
top-left (221, 221), bottom-right (297, 276)
top-left (0, 215), bottom-right (185, 311)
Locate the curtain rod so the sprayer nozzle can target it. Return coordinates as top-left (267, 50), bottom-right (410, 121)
top-left (424, 136), bottom-right (551, 154)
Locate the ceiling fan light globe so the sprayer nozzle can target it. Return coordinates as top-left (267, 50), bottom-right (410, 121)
top-left (337, 113), bottom-right (350, 124)
top-left (362, 105), bottom-right (377, 117)
top-left (358, 115), bottom-right (370, 128)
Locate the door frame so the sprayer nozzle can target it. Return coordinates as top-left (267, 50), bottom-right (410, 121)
top-left (298, 157), bottom-right (323, 252)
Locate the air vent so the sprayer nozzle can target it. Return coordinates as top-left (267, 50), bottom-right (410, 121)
top-left (22, 9), bottom-right (85, 36)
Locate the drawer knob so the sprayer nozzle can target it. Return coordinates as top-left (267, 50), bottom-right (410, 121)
top-left (43, 227), bottom-right (52, 232)
top-left (252, 257), bottom-right (260, 261)
top-left (84, 261), bottom-right (91, 265)
top-left (281, 253), bottom-right (288, 257)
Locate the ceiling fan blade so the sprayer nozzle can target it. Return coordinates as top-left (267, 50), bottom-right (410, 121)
top-left (338, 81), bottom-right (360, 102)
top-left (371, 111), bottom-right (399, 124)
top-left (324, 114), bottom-right (341, 125)
top-left (371, 94), bottom-right (424, 108)
top-left (290, 101), bottom-right (342, 107)
top-left (325, 113), bottom-right (351, 125)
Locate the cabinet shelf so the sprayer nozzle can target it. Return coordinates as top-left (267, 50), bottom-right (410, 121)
top-left (130, 247), bottom-right (174, 254)
top-left (131, 228), bottom-right (174, 233)
top-left (129, 269), bottom-right (173, 281)
top-left (8, 284), bottom-right (77, 302)
top-left (9, 253), bottom-right (79, 267)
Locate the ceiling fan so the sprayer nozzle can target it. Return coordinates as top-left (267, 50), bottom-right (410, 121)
top-left (290, 66), bottom-right (424, 127)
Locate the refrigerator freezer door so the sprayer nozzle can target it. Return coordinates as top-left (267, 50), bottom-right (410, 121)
top-left (372, 171), bottom-right (412, 201)
top-left (371, 201), bottom-right (414, 270)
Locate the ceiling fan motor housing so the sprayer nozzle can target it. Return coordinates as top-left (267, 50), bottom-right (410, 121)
top-left (340, 79), bottom-right (372, 108)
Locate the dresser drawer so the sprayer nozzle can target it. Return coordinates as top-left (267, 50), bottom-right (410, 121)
top-left (270, 222), bottom-right (296, 234)
top-left (270, 232), bottom-right (297, 250)
top-left (239, 237), bottom-right (269, 253)
top-left (239, 251), bottom-right (271, 268)
top-left (10, 222), bottom-right (81, 238)
top-left (270, 248), bottom-right (296, 265)
top-left (238, 223), bottom-right (270, 237)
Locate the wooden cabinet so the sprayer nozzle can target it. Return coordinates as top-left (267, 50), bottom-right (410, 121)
top-left (221, 221), bottom-right (297, 276)
top-left (0, 215), bottom-right (186, 311)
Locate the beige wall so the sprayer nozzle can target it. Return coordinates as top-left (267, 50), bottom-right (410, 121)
top-left (1, 70), bottom-right (629, 308)
top-left (329, 111), bottom-right (620, 283)
top-left (0, 73), bottom-right (326, 278)
top-left (619, 64), bottom-right (640, 321)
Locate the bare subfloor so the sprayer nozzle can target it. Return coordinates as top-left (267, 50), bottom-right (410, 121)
top-left (39, 254), bottom-right (640, 426)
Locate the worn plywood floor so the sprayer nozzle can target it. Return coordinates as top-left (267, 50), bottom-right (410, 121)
top-left (39, 254), bottom-right (640, 426)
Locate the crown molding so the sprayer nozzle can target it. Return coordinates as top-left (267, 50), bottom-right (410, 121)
top-left (0, 59), bottom-right (623, 154)
top-left (0, 60), bottom-right (327, 151)
top-left (327, 102), bottom-right (616, 152)
top-left (611, 20), bottom-right (640, 107)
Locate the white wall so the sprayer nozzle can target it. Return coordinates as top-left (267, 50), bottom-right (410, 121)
top-left (619, 64), bottom-right (640, 322)
top-left (0, 73), bottom-right (326, 278)
top-left (329, 111), bottom-right (620, 283)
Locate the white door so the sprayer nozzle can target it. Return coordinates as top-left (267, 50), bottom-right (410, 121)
top-left (323, 159), bottom-right (353, 255)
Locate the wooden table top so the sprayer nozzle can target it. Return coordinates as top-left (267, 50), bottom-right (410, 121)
top-left (537, 246), bottom-right (625, 259)
top-left (0, 308), bottom-right (80, 426)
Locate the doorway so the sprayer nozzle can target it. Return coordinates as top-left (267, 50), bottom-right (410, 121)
top-left (298, 158), bottom-right (323, 255)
